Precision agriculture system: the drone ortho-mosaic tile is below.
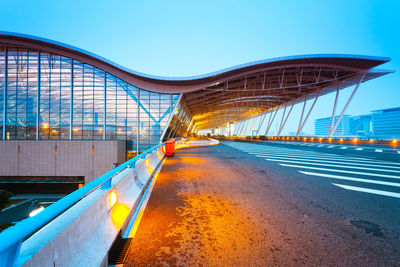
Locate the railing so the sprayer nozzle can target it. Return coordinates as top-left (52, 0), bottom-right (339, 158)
top-left (216, 135), bottom-right (398, 147)
top-left (0, 142), bottom-right (165, 267)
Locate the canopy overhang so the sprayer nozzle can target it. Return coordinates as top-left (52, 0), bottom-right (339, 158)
top-left (0, 32), bottom-right (392, 131)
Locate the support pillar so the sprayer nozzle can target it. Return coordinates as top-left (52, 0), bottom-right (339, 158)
top-left (136, 88), bottom-right (140, 154)
top-left (2, 47), bottom-right (7, 140)
top-left (329, 72), bottom-right (366, 137)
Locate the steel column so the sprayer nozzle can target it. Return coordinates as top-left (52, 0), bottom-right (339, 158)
top-left (2, 47), bottom-right (7, 140)
top-left (167, 105), bottom-right (183, 140)
top-left (329, 72), bottom-right (366, 138)
top-left (297, 90), bottom-right (321, 137)
top-left (103, 72), bottom-right (107, 140)
top-left (175, 111), bottom-right (188, 137)
top-left (241, 120), bottom-right (250, 136)
top-left (237, 121), bottom-right (244, 135)
top-left (278, 104), bottom-right (287, 135)
top-left (235, 121), bottom-right (243, 136)
top-left (328, 82), bottom-right (340, 137)
top-left (174, 106), bottom-right (187, 138)
top-left (256, 112), bottom-right (267, 136)
top-left (239, 120), bottom-right (246, 136)
top-left (249, 116), bottom-right (258, 136)
top-left (36, 52), bottom-right (41, 140)
top-left (265, 108), bottom-right (279, 136)
top-left (136, 88), bottom-right (140, 153)
top-left (277, 103), bottom-right (294, 137)
top-left (69, 58), bottom-right (74, 140)
top-left (160, 94), bottom-right (182, 142)
top-left (297, 96), bottom-right (307, 137)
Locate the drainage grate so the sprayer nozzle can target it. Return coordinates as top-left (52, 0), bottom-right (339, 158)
top-left (108, 238), bottom-right (133, 265)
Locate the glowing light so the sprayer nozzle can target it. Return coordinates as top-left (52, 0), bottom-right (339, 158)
top-left (369, 139), bottom-right (374, 143)
top-left (328, 138), bottom-right (332, 142)
top-left (311, 137), bottom-right (314, 142)
top-left (353, 138), bottom-right (358, 143)
top-left (303, 137), bottom-right (307, 141)
top-left (393, 139), bottom-right (398, 145)
top-left (118, 129), bottom-right (122, 134)
top-left (340, 138), bottom-right (344, 142)
top-left (111, 203), bottom-right (130, 228)
top-left (109, 190), bottom-right (117, 208)
top-left (147, 166), bottom-right (154, 173)
top-left (162, 146), bottom-right (166, 154)
top-left (145, 158), bottom-right (149, 166)
top-left (73, 128), bottom-right (79, 132)
top-left (319, 138), bottom-right (322, 142)
top-left (98, 129), bottom-right (102, 133)
top-left (292, 137), bottom-right (294, 140)
top-left (29, 206), bottom-right (44, 217)
top-left (42, 123), bottom-right (49, 130)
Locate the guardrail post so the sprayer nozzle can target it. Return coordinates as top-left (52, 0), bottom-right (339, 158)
top-left (100, 178), bottom-right (112, 189)
top-left (0, 240), bottom-right (21, 267)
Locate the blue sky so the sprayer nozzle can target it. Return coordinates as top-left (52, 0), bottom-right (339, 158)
top-left (1, 0), bottom-right (399, 134)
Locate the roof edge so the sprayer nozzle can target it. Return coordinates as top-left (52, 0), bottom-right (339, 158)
top-left (0, 31), bottom-right (391, 81)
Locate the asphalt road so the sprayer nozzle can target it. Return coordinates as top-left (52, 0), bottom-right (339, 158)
top-left (124, 141), bottom-right (400, 266)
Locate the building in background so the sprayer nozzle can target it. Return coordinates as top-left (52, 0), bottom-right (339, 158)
top-left (349, 115), bottom-right (372, 137)
top-left (372, 107), bottom-right (400, 138)
top-left (315, 115), bottom-right (351, 136)
top-left (314, 107), bottom-right (399, 138)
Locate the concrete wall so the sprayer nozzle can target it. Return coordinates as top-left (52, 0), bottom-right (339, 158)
top-left (18, 146), bottom-right (165, 267)
top-left (0, 141), bottom-right (126, 184)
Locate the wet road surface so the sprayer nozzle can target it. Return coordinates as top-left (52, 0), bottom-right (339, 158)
top-left (124, 142), bottom-right (400, 266)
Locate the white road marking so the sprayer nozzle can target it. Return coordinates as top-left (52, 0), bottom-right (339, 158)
top-left (253, 154), bottom-right (400, 170)
top-left (264, 158), bottom-right (400, 173)
top-left (249, 152), bottom-right (394, 166)
top-left (375, 149), bottom-right (383, 153)
top-left (278, 163), bottom-right (400, 180)
top-left (332, 183), bottom-right (400, 198)
top-left (328, 146), bottom-right (335, 148)
top-left (340, 146), bottom-right (348, 149)
top-left (243, 151), bottom-right (394, 167)
top-left (355, 148), bottom-right (363, 151)
top-left (317, 145), bottom-right (324, 147)
top-left (300, 171), bottom-right (400, 187)
top-left (238, 146), bottom-right (399, 164)
top-left (225, 142), bottom-right (400, 166)
top-left (398, 151), bottom-right (400, 154)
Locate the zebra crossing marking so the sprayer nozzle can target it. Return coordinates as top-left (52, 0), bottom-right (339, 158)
top-left (223, 141), bottom-right (400, 199)
top-left (332, 183), bottom-right (400, 199)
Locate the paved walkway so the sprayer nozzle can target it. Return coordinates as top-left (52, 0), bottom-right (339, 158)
top-left (124, 142), bottom-right (400, 266)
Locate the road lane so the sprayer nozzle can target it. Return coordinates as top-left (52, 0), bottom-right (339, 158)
top-left (124, 142), bottom-right (400, 266)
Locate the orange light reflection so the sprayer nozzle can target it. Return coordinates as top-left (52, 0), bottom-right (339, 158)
top-left (111, 203), bottom-right (130, 228)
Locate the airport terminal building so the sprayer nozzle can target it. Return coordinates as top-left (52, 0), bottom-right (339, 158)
top-left (0, 32), bottom-right (391, 191)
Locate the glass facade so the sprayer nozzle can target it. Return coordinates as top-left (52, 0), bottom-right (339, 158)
top-left (0, 46), bottom-right (180, 152)
top-left (372, 107), bottom-right (400, 138)
top-left (314, 116), bottom-right (351, 136)
top-left (163, 99), bottom-right (192, 140)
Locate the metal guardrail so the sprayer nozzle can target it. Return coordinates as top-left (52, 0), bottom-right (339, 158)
top-left (216, 135), bottom-right (398, 147)
top-left (0, 142), bottom-right (165, 266)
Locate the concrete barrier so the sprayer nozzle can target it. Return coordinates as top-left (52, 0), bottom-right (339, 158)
top-left (15, 147), bottom-right (165, 267)
top-left (0, 138), bottom-right (220, 267)
top-left (175, 138), bottom-right (220, 150)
